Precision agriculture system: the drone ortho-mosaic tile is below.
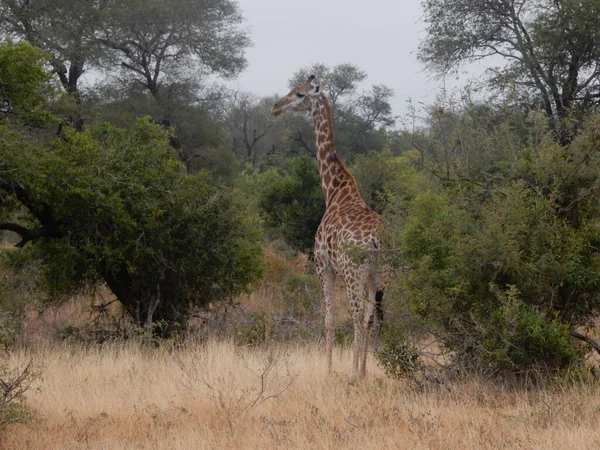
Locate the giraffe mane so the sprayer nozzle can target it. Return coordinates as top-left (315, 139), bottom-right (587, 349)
top-left (319, 93), bottom-right (359, 189)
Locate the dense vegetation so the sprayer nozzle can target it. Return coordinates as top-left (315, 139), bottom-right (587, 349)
top-left (2, 0), bottom-right (600, 381)
top-left (0, 39), bottom-right (263, 336)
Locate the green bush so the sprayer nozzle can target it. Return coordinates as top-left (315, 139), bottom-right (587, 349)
top-left (475, 285), bottom-right (584, 376)
top-left (351, 148), bottom-right (431, 214)
top-left (234, 311), bottom-right (275, 346)
top-left (1, 118), bottom-right (264, 335)
top-left (375, 323), bottom-right (420, 379)
top-left (280, 273), bottom-right (321, 319)
top-left (0, 38), bottom-right (54, 125)
top-left (0, 41), bottom-right (264, 336)
top-left (391, 107), bottom-right (600, 378)
top-left (256, 156), bottom-right (325, 254)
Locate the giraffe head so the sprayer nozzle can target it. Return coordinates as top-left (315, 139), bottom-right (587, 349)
top-left (271, 75), bottom-right (320, 117)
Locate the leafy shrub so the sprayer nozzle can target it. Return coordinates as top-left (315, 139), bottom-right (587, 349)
top-left (0, 361), bottom-right (39, 430)
top-left (351, 149), bottom-right (430, 214)
top-left (475, 285), bottom-right (584, 376)
top-left (234, 311), bottom-right (275, 346)
top-left (1, 118), bottom-right (264, 335)
top-left (280, 273), bottom-right (321, 320)
top-left (257, 156), bottom-right (324, 254)
top-left (375, 323), bottom-right (420, 379)
top-left (391, 108), bottom-right (600, 378)
top-left (0, 38), bottom-right (54, 125)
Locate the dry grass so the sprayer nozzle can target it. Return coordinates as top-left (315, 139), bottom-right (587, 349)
top-left (3, 340), bottom-right (600, 450)
top-left (242, 246), bottom-right (351, 322)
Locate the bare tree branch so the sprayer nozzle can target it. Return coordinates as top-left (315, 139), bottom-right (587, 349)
top-left (571, 330), bottom-right (600, 357)
top-left (0, 182), bottom-right (63, 246)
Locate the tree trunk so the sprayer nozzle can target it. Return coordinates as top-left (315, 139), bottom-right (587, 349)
top-left (104, 269), bottom-right (187, 338)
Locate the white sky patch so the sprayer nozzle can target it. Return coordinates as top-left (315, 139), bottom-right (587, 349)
top-left (228, 0), bottom-right (499, 123)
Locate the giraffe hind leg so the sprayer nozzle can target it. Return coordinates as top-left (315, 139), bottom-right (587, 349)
top-left (359, 284), bottom-right (378, 378)
top-left (346, 283), bottom-right (366, 380)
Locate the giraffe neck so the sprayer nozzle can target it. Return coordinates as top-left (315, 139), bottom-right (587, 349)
top-left (311, 93), bottom-right (362, 208)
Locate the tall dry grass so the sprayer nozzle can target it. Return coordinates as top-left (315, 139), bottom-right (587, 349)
top-left (3, 340), bottom-right (600, 449)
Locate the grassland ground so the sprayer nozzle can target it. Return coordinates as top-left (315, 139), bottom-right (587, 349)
top-left (4, 249), bottom-right (600, 449)
top-left (3, 339), bottom-right (600, 450)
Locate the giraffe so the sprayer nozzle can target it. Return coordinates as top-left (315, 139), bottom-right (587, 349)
top-left (272, 75), bottom-right (387, 379)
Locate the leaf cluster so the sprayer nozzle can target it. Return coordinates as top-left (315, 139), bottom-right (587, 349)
top-left (254, 156), bottom-right (325, 254)
top-left (0, 38), bottom-right (55, 124)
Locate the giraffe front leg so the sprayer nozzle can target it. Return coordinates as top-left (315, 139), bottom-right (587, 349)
top-left (326, 297), bottom-right (334, 374)
top-left (317, 265), bottom-right (336, 374)
top-left (352, 304), bottom-right (365, 380)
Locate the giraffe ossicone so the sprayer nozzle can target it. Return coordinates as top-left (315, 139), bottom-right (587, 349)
top-left (271, 75), bottom-right (390, 379)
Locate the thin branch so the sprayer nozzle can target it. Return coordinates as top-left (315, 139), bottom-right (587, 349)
top-left (292, 131), bottom-right (316, 158)
top-left (571, 330), bottom-right (600, 357)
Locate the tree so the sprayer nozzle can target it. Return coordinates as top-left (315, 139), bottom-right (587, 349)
top-left (257, 156), bottom-right (325, 254)
top-left (350, 149), bottom-right (429, 214)
top-left (96, 0), bottom-right (250, 99)
top-left (392, 102), bottom-right (600, 376)
top-left (419, 0), bottom-right (600, 142)
top-left (0, 0), bottom-right (101, 103)
top-left (226, 92), bottom-right (295, 168)
top-left (0, 38), bottom-right (53, 124)
top-left (87, 78), bottom-right (239, 180)
top-left (1, 118), bottom-right (264, 335)
top-left (0, 41), bottom-right (263, 335)
top-left (286, 63), bottom-right (396, 160)
top-left (0, 0), bottom-right (251, 132)
top-left (89, 0), bottom-right (251, 162)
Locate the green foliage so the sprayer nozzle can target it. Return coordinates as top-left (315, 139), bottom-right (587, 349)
top-left (257, 156), bottom-right (325, 254)
top-left (0, 0), bottom-right (102, 98)
top-left (86, 81), bottom-right (239, 182)
top-left (0, 38), bottom-right (54, 124)
top-left (476, 285), bottom-right (584, 375)
top-left (0, 37), bottom-right (264, 336)
top-left (280, 273), bottom-right (321, 320)
top-left (1, 117), bottom-right (264, 331)
top-left (351, 148), bottom-right (435, 214)
top-left (234, 311), bottom-right (275, 346)
top-left (396, 108), bottom-right (600, 376)
top-left (375, 323), bottom-right (420, 379)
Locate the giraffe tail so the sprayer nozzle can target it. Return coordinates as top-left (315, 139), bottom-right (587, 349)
top-left (374, 289), bottom-right (384, 349)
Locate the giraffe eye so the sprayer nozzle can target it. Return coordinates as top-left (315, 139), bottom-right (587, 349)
top-left (296, 93), bottom-right (305, 98)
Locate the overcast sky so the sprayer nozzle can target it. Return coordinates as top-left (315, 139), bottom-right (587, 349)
top-left (229, 0), bottom-right (489, 120)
